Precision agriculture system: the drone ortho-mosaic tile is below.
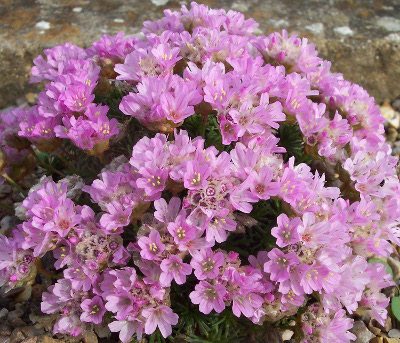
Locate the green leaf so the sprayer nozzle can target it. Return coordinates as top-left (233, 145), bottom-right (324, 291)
top-left (392, 296), bottom-right (400, 321)
top-left (368, 258), bottom-right (393, 279)
top-left (276, 122), bottom-right (309, 164)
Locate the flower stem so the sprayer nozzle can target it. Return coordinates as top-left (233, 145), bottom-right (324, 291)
top-left (55, 152), bottom-right (79, 175)
top-left (29, 146), bottom-right (66, 177)
top-left (0, 171), bottom-right (27, 198)
top-left (36, 259), bottom-right (62, 279)
top-left (201, 114), bottom-right (208, 139)
top-left (0, 202), bottom-right (13, 211)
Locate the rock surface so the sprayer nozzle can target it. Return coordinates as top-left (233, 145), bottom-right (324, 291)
top-left (1, 0), bottom-right (400, 108)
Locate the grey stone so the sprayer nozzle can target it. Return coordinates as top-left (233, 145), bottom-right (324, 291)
top-left (377, 16), bottom-right (400, 32)
top-left (9, 329), bottom-right (25, 343)
top-left (305, 23), bottom-right (324, 35)
top-left (334, 26), bottom-right (354, 36)
top-left (0, 323), bottom-right (12, 336)
top-left (151, 0), bottom-right (169, 6)
top-left (388, 329), bottom-right (400, 338)
top-left (0, 308), bottom-right (8, 320)
top-left (7, 307), bottom-right (24, 321)
top-left (349, 320), bottom-right (375, 343)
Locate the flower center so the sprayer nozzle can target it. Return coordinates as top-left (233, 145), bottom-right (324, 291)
top-left (202, 258), bottom-right (215, 272)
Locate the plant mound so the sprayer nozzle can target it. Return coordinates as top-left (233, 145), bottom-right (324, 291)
top-left (0, 2), bottom-right (398, 343)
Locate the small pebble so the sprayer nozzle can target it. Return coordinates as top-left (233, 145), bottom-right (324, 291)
top-left (113, 18), bottom-right (124, 23)
top-left (9, 329), bottom-right (25, 343)
top-left (7, 307), bottom-right (24, 321)
top-left (305, 23), bottom-right (324, 34)
top-left (389, 328), bottom-right (400, 338)
top-left (35, 21), bottom-right (51, 30)
top-left (0, 308), bottom-right (8, 320)
top-left (334, 26), bottom-right (354, 36)
top-left (72, 7), bottom-right (82, 13)
top-left (0, 335), bottom-right (11, 343)
top-left (377, 16), bottom-right (400, 32)
top-left (0, 324), bottom-right (12, 336)
top-left (281, 329), bottom-right (294, 341)
top-left (151, 0), bottom-right (169, 5)
top-left (20, 338), bottom-right (37, 343)
top-left (387, 127), bottom-right (398, 141)
top-left (386, 33), bottom-right (400, 41)
top-left (270, 19), bottom-right (289, 28)
top-left (231, 2), bottom-right (249, 12)
top-left (349, 320), bottom-right (375, 343)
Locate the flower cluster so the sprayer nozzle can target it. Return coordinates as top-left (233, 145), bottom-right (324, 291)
top-left (0, 2), bottom-right (399, 343)
top-left (15, 36), bottom-right (140, 155)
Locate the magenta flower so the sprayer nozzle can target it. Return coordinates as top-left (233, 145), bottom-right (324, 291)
top-left (42, 198), bottom-right (81, 237)
top-left (205, 209), bottom-right (237, 243)
top-left (99, 201), bottom-right (132, 234)
top-left (61, 83), bottom-right (95, 112)
top-left (300, 263), bottom-right (330, 294)
top-left (151, 43), bottom-right (182, 71)
top-left (80, 295), bottom-right (106, 324)
top-left (136, 166), bottom-right (168, 197)
top-left (271, 213), bottom-right (301, 247)
top-left (137, 230), bottom-right (165, 261)
top-left (159, 91), bottom-right (195, 124)
top-left (108, 319), bottom-right (144, 343)
top-left (189, 281), bottom-right (227, 314)
top-left (264, 248), bottom-right (299, 282)
top-left (232, 292), bottom-right (264, 318)
top-left (167, 215), bottom-right (197, 246)
top-left (190, 248), bottom-right (224, 280)
top-left (248, 166), bottom-right (280, 200)
top-left (154, 197), bottom-right (181, 223)
top-left (297, 212), bottom-right (330, 248)
top-left (159, 255), bottom-right (192, 286)
top-left (142, 305), bottom-right (179, 338)
top-left (183, 160), bottom-right (211, 190)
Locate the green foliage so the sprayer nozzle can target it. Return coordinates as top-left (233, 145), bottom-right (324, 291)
top-left (218, 200), bottom-right (283, 260)
top-left (37, 152), bottom-right (64, 175)
top-left (181, 114), bottom-right (235, 152)
top-left (277, 123), bottom-right (306, 163)
top-left (170, 282), bottom-right (244, 343)
top-left (181, 113), bottom-right (204, 138)
top-left (392, 297), bottom-right (400, 321)
top-left (250, 199), bottom-right (283, 222)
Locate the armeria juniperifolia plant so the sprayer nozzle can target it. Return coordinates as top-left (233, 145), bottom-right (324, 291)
top-left (0, 2), bottom-right (399, 343)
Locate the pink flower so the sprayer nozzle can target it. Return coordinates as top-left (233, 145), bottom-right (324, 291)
top-left (205, 209), bottom-right (237, 243)
top-left (189, 281), bottom-right (227, 314)
top-left (183, 160), bottom-right (211, 190)
top-left (136, 166), bottom-right (168, 197)
top-left (142, 305), bottom-right (179, 338)
top-left (159, 255), bottom-right (192, 286)
top-left (137, 230), bottom-right (165, 261)
top-left (80, 295), bottom-right (106, 324)
top-left (154, 197), bottom-right (181, 223)
top-left (271, 213), bottom-right (301, 247)
top-left (232, 292), bottom-right (264, 318)
top-left (108, 319), bottom-right (144, 343)
top-left (264, 248), bottom-right (299, 282)
top-left (99, 201), bottom-right (132, 234)
top-left (190, 248), bottom-right (224, 280)
top-left (167, 215), bottom-right (197, 246)
top-left (249, 166), bottom-right (280, 200)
